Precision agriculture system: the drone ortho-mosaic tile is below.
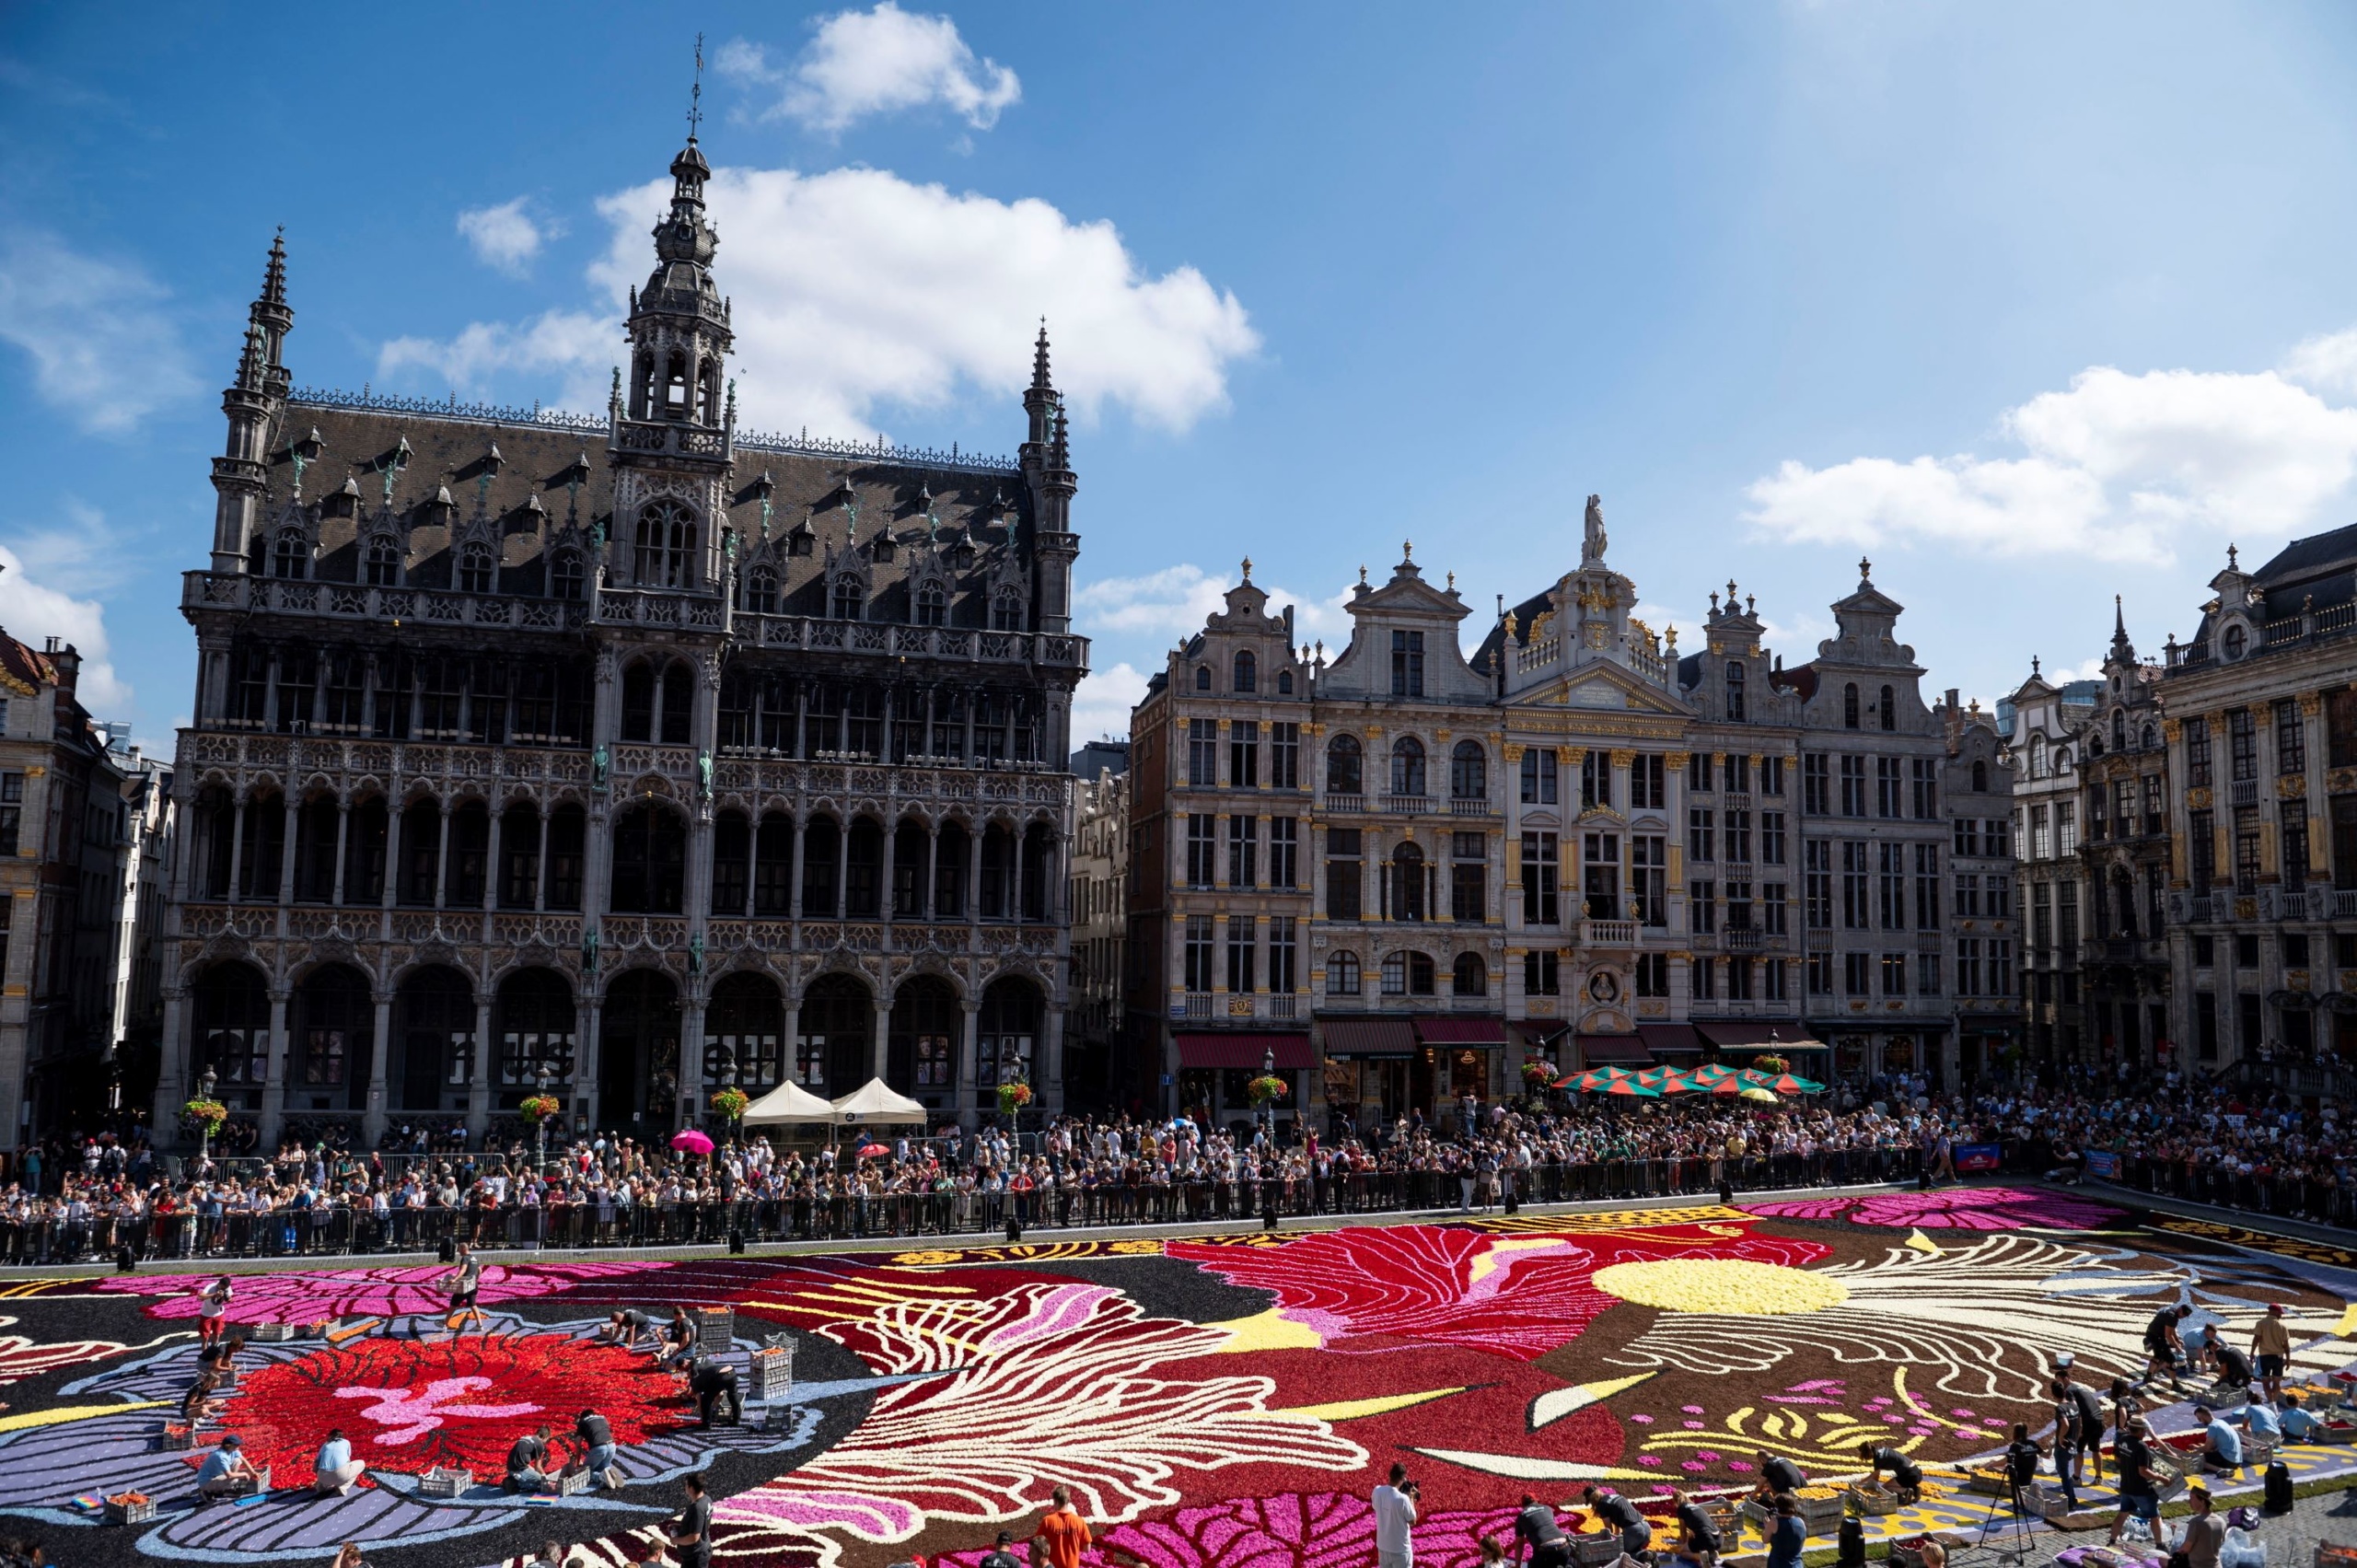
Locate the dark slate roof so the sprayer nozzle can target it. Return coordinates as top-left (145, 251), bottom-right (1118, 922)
top-left (2253, 520), bottom-right (2357, 617)
top-left (260, 395), bottom-right (1037, 621)
top-left (1468, 587), bottom-right (1555, 674)
top-left (1768, 662), bottom-right (1819, 702)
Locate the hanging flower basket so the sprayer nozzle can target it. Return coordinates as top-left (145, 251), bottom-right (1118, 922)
top-left (518, 1095), bottom-right (563, 1123)
top-left (997, 1080), bottom-right (1034, 1115)
top-left (1752, 1053), bottom-right (1789, 1074)
top-left (1247, 1074), bottom-right (1290, 1107)
top-left (182, 1098), bottom-right (228, 1132)
top-left (1520, 1058), bottom-right (1556, 1089)
top-left (711, 1086), bottom-right (750, 1122)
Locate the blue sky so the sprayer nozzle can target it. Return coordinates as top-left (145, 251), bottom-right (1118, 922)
top-left (7, 3), bottom-right (2357, 748)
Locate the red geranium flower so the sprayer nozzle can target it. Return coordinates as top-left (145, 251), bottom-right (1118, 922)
top-left (223, 1330), bottom-right (690, 1477)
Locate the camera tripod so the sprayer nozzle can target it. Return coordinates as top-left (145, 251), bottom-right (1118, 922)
top-left (1955, 1473), bottom-right (2038, 1568)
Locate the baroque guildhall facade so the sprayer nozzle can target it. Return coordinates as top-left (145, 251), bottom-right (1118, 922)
top-left (156, 130), bottom-right (1087, 1149)
top-left (1128, 502), bottom-right (2014, 1132)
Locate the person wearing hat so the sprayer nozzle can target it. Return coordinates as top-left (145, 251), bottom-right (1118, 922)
top-left (196, 1434), bottom-right (261, 1501)
top-left (2179, 1484), bottom-right (2224, 1568)
top-left (2107, 1419), bottom-right (2162, 1548)
top-left (2250, 1304), bottom-right (2293, 1403)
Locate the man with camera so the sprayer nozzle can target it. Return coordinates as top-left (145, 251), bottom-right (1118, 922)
top-left (1373, 1464), bottom-right (1420, 1568)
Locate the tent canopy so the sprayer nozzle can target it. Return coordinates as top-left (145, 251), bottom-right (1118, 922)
top-left (738, 1081), bottom-right (836, 1125)
top-left (830, 1078), bottom-right (930, 1125)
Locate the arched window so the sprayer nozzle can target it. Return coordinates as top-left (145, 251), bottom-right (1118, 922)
top-left (1326, 950), bottom-right (1362, 995)
top-left (1381, 950), bottom-right (1435, 996)
top-left (1451, 740), bottom-right (1486, 800)
top-left (1276, 670), bottom-right (1293, 695)
top-left (1393, 842), bottom-right (1426, 921)
top-left (2223, 623), bottom-right (2247, 659)
top-left (745, 566), bottom-right (779, 615)
top-left (632, 352), bottom-right (655, 420)
top-left (2142, 723), bottom-right (2156, 749)
top-left (1971, 760), bottom-right (1988, 793)
top-left (1452, 952), bottom-right (1487, 996)
top-left (1725, 660), bottom-right (1747, 722)
top-left (2112, 710), bottom-right (2126, 753)
top-left (993, 589), bottom-right (1024, 632)
top-left (2030, 735), bottom-right (2048, 780)
top-left (914, 582), bottom-right (946, 626)
top-left (1390, 736), bottom-right (1426, 797)
top-left (494, 969), bottom-right (576, 1103)
top-left (459, 542), bottom-right (494, 594)
top-left (621, 660), bottom-right (656, 742)
top-left (1879, 685), bottom-right (1896, 731)
top-left (364, 536), bottom-right (401, 587)
top-left (1843, 683), bottom-right (1860, 729)
top-left (1233, 650), bottom-right (1257, 692)
top-left (550, 551), bottom-right (583, 601)
top-left (2053, 745), bottom-right (2071, 773)
top-left (831, 575), bottom-right (865, 621)
top-left (664, 350), bottom-right (690, 417)
top-left (273, 528), bottom-right (308, 580)
top-left (635, 501), bottom-right (695, 588)
top-left (1193, 666), bottom-right (1211, 691)
top-left (660, 660), bottom-right (693, 746)
top-left (1327, 734), bottom-right (1363, 795)
top-left (610, 803), bottom-right (686, 913)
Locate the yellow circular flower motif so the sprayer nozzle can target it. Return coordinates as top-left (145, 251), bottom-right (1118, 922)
top-left (1593, 1258), bottom-right (1850, 1315)
top-left (891, 1249), bottom-right (962, 1266)
top-left (1109, 1239), bottom-right (1166, 1255)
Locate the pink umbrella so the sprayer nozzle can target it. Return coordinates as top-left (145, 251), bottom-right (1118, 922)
top-left (856, 1142), bottom-right (890, 1158)
top-left (670, 1128), bottom-right (714, 1155)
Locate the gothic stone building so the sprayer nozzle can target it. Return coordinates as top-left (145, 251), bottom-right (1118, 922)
top-left (157, 134), bottom-right (1087, 1150)
top-left (2158, 528), bottom-right (2357, 1082)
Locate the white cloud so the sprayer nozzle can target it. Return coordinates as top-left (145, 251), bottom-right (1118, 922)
top-left (1746, 365), bottom-right (2357, 565)
top-left (0, 540), bottom-right (132, 713)
top-left (720, 5), bottom-right (1020, 134)
top-left (8, 499), bottom-right (134, 597)
top-left (0, 228), bottom-right (197, 435)
top-left (1071, 661), bottom-right (1149, 743)
top-left (1076, 563), bottom-right (1346, 644)
top-left (457, 198), bottom-right (560, 277)
top-left (2281, 327), bottom-right (2357, 399)
top-left (377, 309), bottom-right (616, 411)
top-left (383, 165), bottom-right (1256, 438)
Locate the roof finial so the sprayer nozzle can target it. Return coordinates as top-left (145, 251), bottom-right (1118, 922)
top-left (1859, 555), bottom-right (1873, 582)
top-left (688, 32), bottom-right (705, 142)
top-left (2115, 593), bottom-right (2126, 635)
top-left (1240, 556), bottom-right (1252, 584)
top-left (2032, 655), bottom-right (2041, 677)
top-left (1401, 539), bottom-right (1412, 562)
top-left (2226, 541), bottom-right (2239, 569)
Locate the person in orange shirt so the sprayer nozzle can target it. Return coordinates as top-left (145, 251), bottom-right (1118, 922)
top-left (1032, 1484), bottom-right (1092, 1568)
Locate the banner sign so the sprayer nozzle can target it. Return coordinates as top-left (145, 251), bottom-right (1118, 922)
top-left (2084, 1149), bottom-right (2120, 1178)
top-left (1954, 1143), bottom-right (2003, 1173)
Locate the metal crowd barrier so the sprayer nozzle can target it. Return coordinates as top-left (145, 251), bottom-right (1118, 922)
top-left (0, 1144), bottom-right (1978, 1264)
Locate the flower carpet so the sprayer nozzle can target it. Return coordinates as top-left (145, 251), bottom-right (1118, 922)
top-left (0, 1188), bottom-right (2346, 1567)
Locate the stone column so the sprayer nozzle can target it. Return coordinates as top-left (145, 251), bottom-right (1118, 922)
top-left (364, 992), bottom-right (392, 1144)
top-left (575, 993), bottom-right (602, 1132)
top-left (880, 820), bottom-right (899, 925)
top-left (959, 1000), bottom-right (981, 1128)
top-left (870, 996), bottom-right (890, 1086)
top-left (1041, 1000), bottom-right (1065, 1115)
top-left (277, 794), bottom-right (299, 905)
top-left (535, 808), bottom-right (550, 913)
top-left (435, 799), bottom-right (454, 912)
top-left (679, 999), bottom-right (707, 1132)
top-left (968, 827), bottom-right (984, 924)
top-left (153, 986), bottom-right (188, 1144)
top-left (226, 794), bottom-right (248, 902)
top-left (331, 798), bottom-right (352, 907)
top-left (834, 824), bottom-right (851, 919)
top-left (790, 815), bottom-right (807, 919)
top-left (467, 993), bottom-right (493, 1138)
top-left (260, 986), bottom-right (290, 1146)
top-left (486, 807), bottom-right (504, 912)
top-left (924, 822), bottom-right (942, 921)
top-left (382, 800), bottom-right (404, 911)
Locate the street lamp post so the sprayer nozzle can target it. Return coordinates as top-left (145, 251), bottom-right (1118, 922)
top-left (533, 1064), bottom-right (552, 1173)
top-left (1260, 1042), bottom-right (1276, 1146)
top-left (197, 1068), bottom-right (217, 1168)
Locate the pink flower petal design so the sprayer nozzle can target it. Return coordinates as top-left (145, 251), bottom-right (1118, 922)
top-left (1844, 1187), bottom-right (2123, 1232)
top-left (1087, 1492), bottom-right (1525, 1568)
top-left (98, 1260), bottom-right (663, 1323)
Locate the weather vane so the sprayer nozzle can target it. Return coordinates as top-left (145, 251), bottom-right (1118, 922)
top-left (688, 32), bottom-right (704, 140)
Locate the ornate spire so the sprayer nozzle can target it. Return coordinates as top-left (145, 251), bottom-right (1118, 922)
top-left (261, 227), bottom-right (287, 308)
top-left (1031, 320), bottom-right (1053, 392)
top-left (1050, 405), bottom-right (1070, 470)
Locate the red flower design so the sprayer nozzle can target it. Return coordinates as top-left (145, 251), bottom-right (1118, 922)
top-left (223, 1330), bottom-right (689, 1477)
top-left (1169, 1222), bottom-right (1829, 1360)
top-left (1749, 1188), bottom-right (2122, 1231)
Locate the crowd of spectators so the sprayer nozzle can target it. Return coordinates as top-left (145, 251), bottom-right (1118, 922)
top-left (0, 1064), bottom-right (2341, 1263)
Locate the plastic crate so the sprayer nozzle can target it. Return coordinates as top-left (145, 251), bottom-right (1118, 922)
top-left (556, 1467), bottom-right (591, 1496)
top-left (695, 1307), bottom-right (735, 1352)
top-left (2315, 1544), bottom-right (2357, 1568)
top-left (226, 1466), bottom-right (271, 1497)
top-left (158, 1423), bottom-right (196, 1452)
top-left (418, 1467), bottom-right (470, 1499)
top-left (1797, 1495), bottom-right (1845, 1536)
top-left (1573, 1535), bottom-right (1624, 1566)
top-left (246, 1323), bottom-right (298, 1343)
top-left (2316, 1422), bottom-right (2357, 1446)
top-left (750, 1344), bottom-right (793, 1403)
top-left (104, 1497), bottom-right (157, 1526)
top-left (1848, 1485), bottom-right (1903, 1516)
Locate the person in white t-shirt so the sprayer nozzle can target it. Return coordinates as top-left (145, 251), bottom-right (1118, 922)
top-left (1373, 1462), bottom-right (1420, 1568)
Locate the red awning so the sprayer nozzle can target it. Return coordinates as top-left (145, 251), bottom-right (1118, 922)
top-left (1576, 1034), bottom-right (1656, 1066)
top-left (1694, 1021), bottom-right (1822, 1051)
top-left (1638, 1023), bottom-right (1703, 1055)
top-left (1317, 1017), bottom-right (1418, 1058)
top-left (1415, 1015), bottom-right (1507, 1047)
top-left (1173, 1032), bottom-right (1314, 1070)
